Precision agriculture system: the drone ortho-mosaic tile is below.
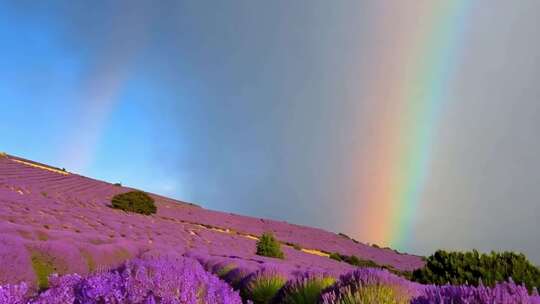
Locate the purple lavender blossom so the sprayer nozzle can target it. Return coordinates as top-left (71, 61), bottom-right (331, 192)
top-left (412, 279), bottom-right (540, 304)
top-left (0, 282), bottom-right (30, 304)
top-left (23, 256), bottom-right (242, 304)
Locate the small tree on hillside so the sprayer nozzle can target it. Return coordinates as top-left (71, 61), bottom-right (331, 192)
top-left (256, 232), bottom-right (284, 259)
top-left (111, 191), bottom-right (157, 215)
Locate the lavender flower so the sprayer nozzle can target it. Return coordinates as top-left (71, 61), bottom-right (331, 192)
top-left (319, 268), bottom-right (422, 304)
top-left (412, 279), bottom-right (540, 304)
top-left (0, 282), bottom-right (30, 304)
top-left (26, 256), bottom-right (242, 304)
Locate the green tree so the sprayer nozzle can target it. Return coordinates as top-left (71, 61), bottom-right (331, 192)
top-left (111, 191), bottom-right (157, 215)
top-left (412, 250), bottom-right (540, 291)
top-left (256, 232), bottom-right (284, 259)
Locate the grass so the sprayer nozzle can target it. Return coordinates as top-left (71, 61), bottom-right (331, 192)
top-left (279, 275), bottom-right (336, 304)
top-left (340, 284), bottom-right (411, 304)
top-left (241, 271), bottom-right (287, 304)
top-left (30, 251), bottom-right (57, 290)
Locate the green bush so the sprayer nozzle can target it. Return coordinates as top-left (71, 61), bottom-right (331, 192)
top-left (285, 242), bottom-right (302, 251)
top-left (111, 191), bottom-right (157, 215)
top-left (412, 250), bottom-right (540, 291)
top-left (335, 284), bottom-right (411, 304)
top-left (256, 232), bottom-right (284, 259)
top-left (275, 275), bottom-right (335, 304)
top-left (215, 263), bottom-right (237, 279)
top-left (329, 252), bottom-right (379, 268)
top-left (30, 251), bottom-right (59, 290)
top-left (329, 252), bottom-right (343, 262)
top-left (241, 270), bottom-right (287, 304)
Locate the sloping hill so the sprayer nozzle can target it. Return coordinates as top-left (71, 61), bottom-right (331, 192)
top-left (0, 153), bottom-right (424, 285)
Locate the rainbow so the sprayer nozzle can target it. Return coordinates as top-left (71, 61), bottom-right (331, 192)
top-left (58, 10), bottom-right (152, 173)
top-left (357, 1), bottom-right (470, 249)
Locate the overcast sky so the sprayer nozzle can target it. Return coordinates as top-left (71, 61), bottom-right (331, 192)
top-left (1, 1), bottom-right (539, 263)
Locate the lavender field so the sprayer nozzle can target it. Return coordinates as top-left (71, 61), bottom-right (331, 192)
top-left (1, 153), bottom-right (539, 303)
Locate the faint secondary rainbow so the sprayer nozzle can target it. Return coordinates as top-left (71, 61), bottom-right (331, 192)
top-left (357, 1), bottom-right (470, 249)
top-left (59, 8), bottom-right (152, 173)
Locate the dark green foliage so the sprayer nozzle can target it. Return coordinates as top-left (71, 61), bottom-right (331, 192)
top-left (337, 232), bottom-right (360, 244)
top-left (329, 252), bottom-right (343, 262)
top-left (111, 191), bottom-right (157, 215)
top-left (329, 252), bottom-right (379, 268)
top-left (285, 242), bottom-right (302, 251)
top-left (346, 255), bottom-right (362, 266)
top-left (256, 232), bottom-right (284, 259)
top-left (338, 232), bottom-right (351, 239)
top-left (114, 182), bottom-right (122, 186)
top-left (30, 251), bottom-right (65, 290)
top-left (274, 275), bottom-right (335, 304)
top-left (216, 263), bottom-right (237, 279)
top-left (390, 269), bottom-right (413, 281)
top-left (329, 252), bottom-right (412, 279)
top-left (241, 271), bottom-right (287, 304)
top-left (412, 250), bottom-right (540, 291)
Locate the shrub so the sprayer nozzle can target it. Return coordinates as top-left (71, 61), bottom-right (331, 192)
top-left (329, 252), bottom-right (379, 268)
top-left (286, 242), bottom-right (302, 251)
top-left (319, 268), bottom-right (422, 304)
top-left (274, 273), bottom-right (335, 304)
top-left (30, 252), bottom-right (57, 290)
top-left (256, 232), bottom-right (284, 259)
top-left (240, 269), bottom-right (287, 304)
top-left (224, 267), bottom-right (254, 289)
top-left (329, 252), bottom-right (343, 262)
top-left (323, 284), bottom-right (410, 304)
top-left (337, 233), bottom-right (360, 244)
top-left (412, 250), bottom-right (540, 291)
top-left (338, 233), bottom-right (351, 239)
top-left (111, 191), bottom-right (156, 215)
top-left (212, 262), bottom-right (237, 279)
top-left (345, 255), bottom-right (362, 266)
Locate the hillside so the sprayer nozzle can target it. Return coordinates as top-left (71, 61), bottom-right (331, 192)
top-left (0, 153), bottom-right (424, 286)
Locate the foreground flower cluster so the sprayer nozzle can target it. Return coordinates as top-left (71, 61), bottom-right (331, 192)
top-left (0, 256), bottom-right (241, 304)
top-left (413, 280), bottom-right (540, 304)
top-left (2, 255), bottom-right (540, 304)
top-left (201, 257), bottom-right (540, 304)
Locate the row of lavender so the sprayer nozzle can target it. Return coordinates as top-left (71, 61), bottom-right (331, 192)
top-left (2, 254), bottom-right (539, 304)
top-left (200, 255), bottom-right (540, 303)
top-left (0, 154), bottom-right (424, 274)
